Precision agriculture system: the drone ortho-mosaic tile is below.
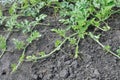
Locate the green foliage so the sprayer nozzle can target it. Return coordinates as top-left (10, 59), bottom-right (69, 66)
top-left (115, 0), bottom-right (120, 7)
top-left (39, 51), bottom-right (46, 57)
top-left (29, 0), bottom-right (39, 5)
top-left (35, 14), bottom-right (47, 21)
top-left (13, 39), bottom-right (25, 50)
top-left (68, 37), bottom-right (76, 45)
top-left (0, 35), bottom-right (6, 51)
top-left (58, 0), bottom-right (118, 38)
top-left (51, 0), bottom-right (120, 59)
top-left (16, 20), bottom-right (32, 33)
top-left (11, 53), bottom-right (25, 73)
top-left (116, 46), bottom-right (120, 56)
top-left (103, 45), bottom-right (111, 52)
top-left (0, 16), bottom-right (6, 25)
top-left (15, 14), bottom-right (47, 33)
top-left (26, 55), bottom-right (37, 61)
top-left (89, 32), bottom-right (100, 42)
top-left (9, 2), bottom-right (17, 15)
top-left (51, 28), bottom-right (66, 37)
top-left (89, 32), bottom-right (120, 59)
top-left (55, 39), bottom-right (62, 47)
top-left (11, 63), bottom-right (17, 72)
top-left (5, 15), bottom-right (18, 31)
top-left (0, 0), bottom-right (47, 73)
top-left (0, 9), bottom-right (3, 17)
top-left (27, 30), bottom-right (41, 43)
top-left (21, 1), bottom-right (46, 17)
top-left (0, 0), bottom-right (119, 73)
top-left (21, 0), bottom-right (29, 9)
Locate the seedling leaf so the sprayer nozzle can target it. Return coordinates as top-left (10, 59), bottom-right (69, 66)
top-left (104, 45), bottom-right (111, 52)
top-left (39, 51), bottom-right (46, 57)
top-left (0, 35), bottom-right (6, 51)
top-left (27, 30), bottom-right (41, 43)
top-left (55, 39), bottom-right (62, 47)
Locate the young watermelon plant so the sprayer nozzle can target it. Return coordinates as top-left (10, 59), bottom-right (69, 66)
top-left (25, 0), bottom-right (120, 62)
top-left (0, 0), bottom-right (120, 73)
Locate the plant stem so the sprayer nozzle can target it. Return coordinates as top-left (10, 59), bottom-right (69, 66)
top-left (0, 31), bottom-right (12, 58)
top-left (11, 43), bottom-right (29, 74)
top-left (74, 37), bottom-right (80, 58)
top-left (96, 40), bottom-right (120, 59)
top-left (90, 35), bottom-right (120, 59)
top-left (25, 33), bottom-right (78, 61)
top-left (112, 9), bottom-right (120, 14)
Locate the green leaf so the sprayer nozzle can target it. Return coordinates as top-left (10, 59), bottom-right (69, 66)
top-left (116, 46), bottom-right (120, 56)
top-left (91, 19), bottom-right (100, 27)
top-left (117, 49), bottom-right (120, 55)
top-left (51, 29), bottom-right (66, 37)
top-left (59, 19), bottom-right (70, 24)
top-left (39, 51), bottom-right (46, 57)
top-left (27, 30), bottom-right (41, 43)
top-left (93, 0), bottom-right (100, 8)
top-left (0, 35), bottom-right (6, 51)
top-left (11, 63), bottom-right (17, 73)
top-left (36, 14), bottom-right (47, 22)
top-left (11, 53), bottom-right (25, 73)
top-left (12, 39), bottom-right (25, 50)
top-left (102, 25), bottom-right (110, 31)
top-left (69, 37), bottom-right (76, 45)
top-left (55, 39), bottom-right (62, 47)
top-left (96, 6), bottom-right (112, 21)
top-left (21, 20), bottom-right (31, 33)
top-left (19, 53), bottom-right (25, 62)
top-left (0, 9), bottom-right (3, 17)
top-left (89, 32), bottom-right (101, 41)
top-left (22, 0), bottom-right (29, 9)
top-left (5, 15), bottom-right (18, 31)
top-left (30, 0), bottom-right (38, 5)
top-left (16, 20), bottom-right (34, 33)
top-left (115, 0), bottom-right (120, 7)
top-left (104, 45), bottom-right (111, 52)
top-left (78, 25), bottom-right (88, 39)
top-left (0, 17), bottom-right (6, 25)
top-left (9, 2), bottom-right (17, 15)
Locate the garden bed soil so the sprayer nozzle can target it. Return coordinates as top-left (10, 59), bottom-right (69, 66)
top-left (0, 10), bottom-right (120, 80)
